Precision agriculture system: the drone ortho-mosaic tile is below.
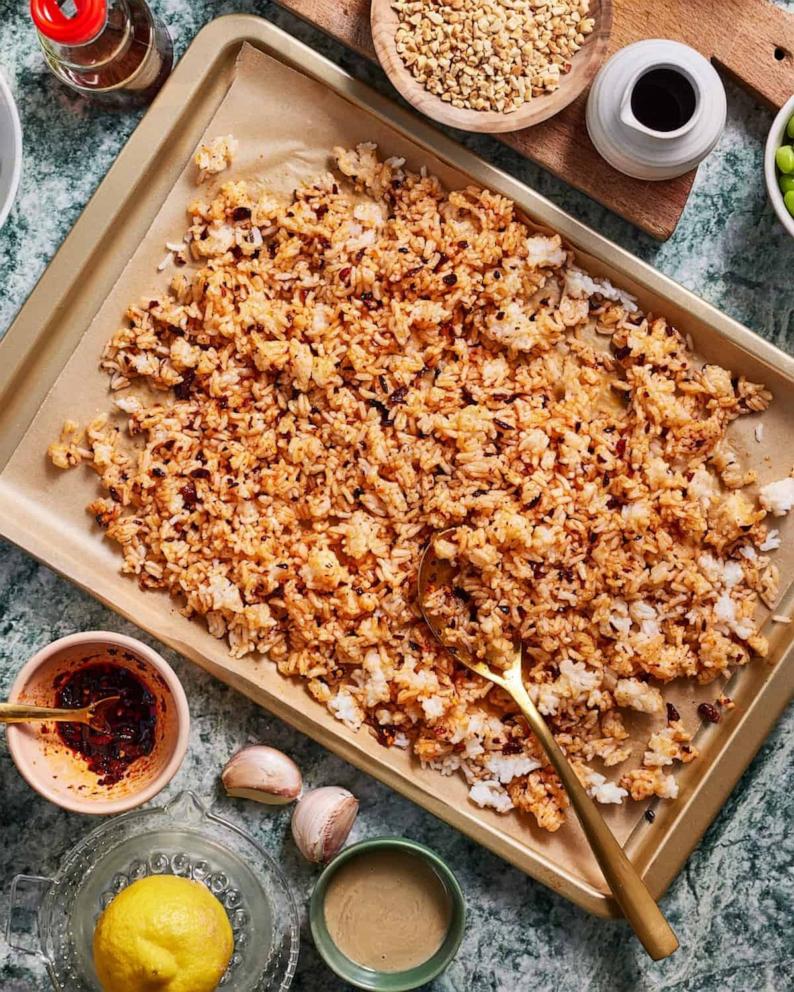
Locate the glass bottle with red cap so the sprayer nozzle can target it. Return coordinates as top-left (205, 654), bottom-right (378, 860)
top-left (30, 0), bottom-right (173, 108)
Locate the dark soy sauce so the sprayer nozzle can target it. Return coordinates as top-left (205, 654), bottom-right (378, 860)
top-left (630, 68), bottom-right (697, 132)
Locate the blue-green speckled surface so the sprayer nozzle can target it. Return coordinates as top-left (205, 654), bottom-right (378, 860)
top-left (0, 2), bottom-right (792, 990)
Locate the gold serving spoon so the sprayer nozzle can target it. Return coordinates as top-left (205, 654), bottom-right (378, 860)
top-left (418, 529), bottom-right (678, 960)
top-left (0, 696), bottom-right (121, 733)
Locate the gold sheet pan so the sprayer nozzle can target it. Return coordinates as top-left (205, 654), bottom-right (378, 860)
top-left (0, 15), bottom-right (792, 917)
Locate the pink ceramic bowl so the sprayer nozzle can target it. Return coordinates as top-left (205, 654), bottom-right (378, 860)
top-left (6, 632), bottom-right (190, 814)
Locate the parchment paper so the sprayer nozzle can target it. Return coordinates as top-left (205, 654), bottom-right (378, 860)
top-left (1, 43), bottom-right (791, 894)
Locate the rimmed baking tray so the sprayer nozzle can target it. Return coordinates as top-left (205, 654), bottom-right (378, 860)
top-left (0, 15), bottom-right (792, 918)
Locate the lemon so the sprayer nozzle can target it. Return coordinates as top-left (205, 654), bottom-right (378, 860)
top-left (93, 875), bottom-right (234, 992)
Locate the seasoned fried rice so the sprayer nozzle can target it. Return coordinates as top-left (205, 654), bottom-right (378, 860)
top-left (50, 142), bottom-right (792, 831)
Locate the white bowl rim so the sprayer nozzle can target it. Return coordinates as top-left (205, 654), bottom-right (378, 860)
top-left (764, 93), bottom-right (794, 239)
top-left (0, 67), bottom-right (22, 231)
top-left (6, 631), bottom-right (191, 815)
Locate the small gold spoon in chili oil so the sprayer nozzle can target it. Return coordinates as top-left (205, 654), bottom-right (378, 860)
top-left (0, 696), bottom-right (121, 732)
top-left (417, 528), bottom-right (678, 961)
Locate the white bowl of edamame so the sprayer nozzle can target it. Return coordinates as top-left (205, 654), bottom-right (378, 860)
top-left (765, 93), bottom-right (794, 238)
top-left (0, 67), bottom-right (22, 231)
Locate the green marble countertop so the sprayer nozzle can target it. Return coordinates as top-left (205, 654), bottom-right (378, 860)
top-left (0, 3), bottom-right (792, 990)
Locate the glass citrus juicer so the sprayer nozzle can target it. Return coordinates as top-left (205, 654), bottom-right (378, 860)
top-left (6, 791), bottom-right (299, 991)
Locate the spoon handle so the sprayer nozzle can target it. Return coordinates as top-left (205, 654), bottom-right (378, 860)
top-left (0, 703), bottom-right (85, 725)
top-left (506, 673), bottom-right (679, 960)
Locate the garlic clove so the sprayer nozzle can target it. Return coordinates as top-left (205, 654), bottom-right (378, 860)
top-left (221, 745), bottom-right (302, 806)
top-left (291, 786), bottom-right (359, 863)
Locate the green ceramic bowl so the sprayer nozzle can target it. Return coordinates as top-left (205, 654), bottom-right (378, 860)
top-left (309, 836), bottom-right (465, 991)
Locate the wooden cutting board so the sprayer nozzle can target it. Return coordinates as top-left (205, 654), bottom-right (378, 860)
top-left (275, 0), bottom-right (794, 239)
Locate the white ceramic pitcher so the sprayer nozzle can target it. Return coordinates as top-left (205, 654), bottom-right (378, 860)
top-left (586, 39), bottom-right (727, 181)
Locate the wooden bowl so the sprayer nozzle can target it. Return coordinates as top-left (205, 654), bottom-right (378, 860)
top-left (371, 0), bottom-right (613, 134)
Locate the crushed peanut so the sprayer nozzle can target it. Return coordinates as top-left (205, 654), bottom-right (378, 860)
top-left (392, 0), bottom-right (594, 113)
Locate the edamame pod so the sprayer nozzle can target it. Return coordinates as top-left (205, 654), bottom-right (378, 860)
top-left (775, 144), bottom-right (794, 174)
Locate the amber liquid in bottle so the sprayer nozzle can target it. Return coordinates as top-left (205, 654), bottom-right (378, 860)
top-left (38, 0), bottom-right (173, 108)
